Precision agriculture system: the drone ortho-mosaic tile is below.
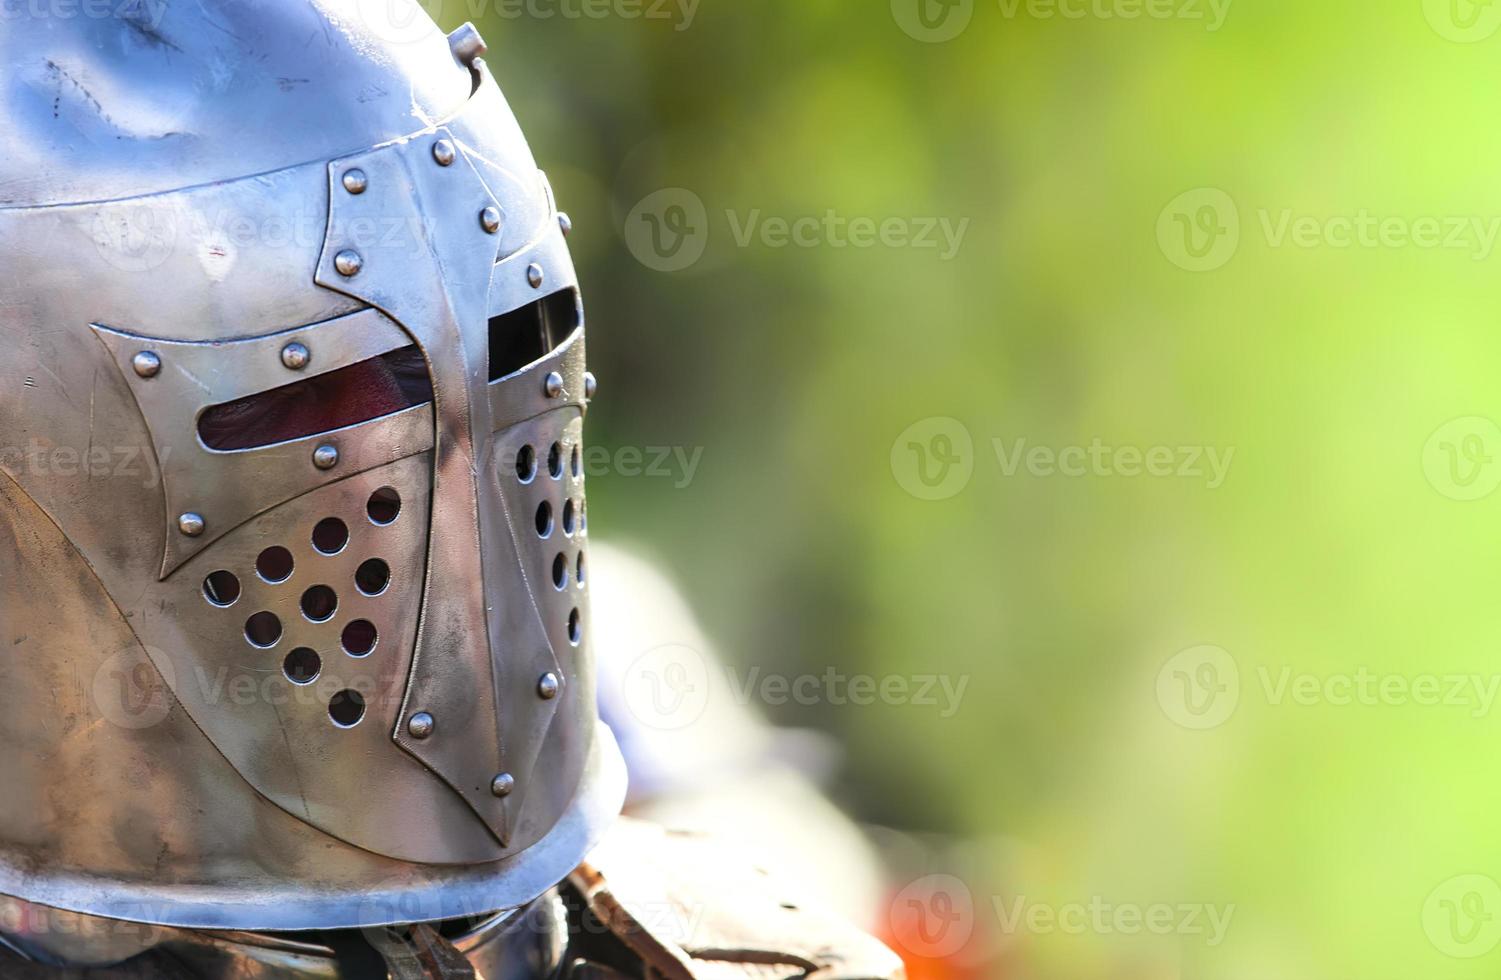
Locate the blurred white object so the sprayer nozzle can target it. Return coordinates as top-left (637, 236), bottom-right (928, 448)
top-left (590, 541), bottom-right (888, 928)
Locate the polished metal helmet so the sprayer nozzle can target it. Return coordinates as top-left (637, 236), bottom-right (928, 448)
top-left (0, 0), bottom-right (623, 938)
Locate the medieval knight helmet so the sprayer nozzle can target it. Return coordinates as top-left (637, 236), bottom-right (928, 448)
top-left (0, 0), bottom-right (624, 935)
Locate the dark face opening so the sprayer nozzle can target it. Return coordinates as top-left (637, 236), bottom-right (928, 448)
top-left (488, 288), bottom-right (581, 381)
top-left (198, 346), bottom-right (433, 451)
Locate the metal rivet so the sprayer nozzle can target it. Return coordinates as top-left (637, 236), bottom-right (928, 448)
top-left (178, 513), bottom-right (205, 537)
top-left (312, 444), bottom-right (340, 470)
top-left (537, 672), bottom-right (560, 700)
top-left (341, 169), bottom-right (368, 195)
top-left (448, 23), bottom-right (488, 68)
top-left (432, 139), bottom-right (456, 167)
top-left (334, 250), bottom-right (363, 277)
top-left (491, 773), bottom-right (515, 797)
top-left (558, 212), bottom-right (572, 237)
top-left (584, 372), bottom-right (598, 400)
top-left (408, 712), bottom-right (435, 740)
top-left (480, 206), bottom-right (502, 234)
top-left (281, 342), bottom-right (311, 371)
top-left (544, 371), bottom-right (565, 398)
top-left (527, 263), bottom-right (544, 289)
top-left (131, 351), bottom-right (161, 379)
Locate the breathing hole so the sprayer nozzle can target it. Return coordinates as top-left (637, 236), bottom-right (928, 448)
top-left (535, 500), bottom-right (553, 537)
top-left (355, 558), bottom-right (391, 596)
top-left (562, 499), bottom-right (576, 536)
top-left (548, 443), bottom-right (563, 479)
top-left (203, 570), bottom-right (241, 607)
top-left (567, 608), bottom-right (581, 646)
top-left (343, 619), bottom-right (378, 657)
top-left (516, 444), bottom-right (537, 482)
top-left (367, 487), bottom-right (401, 525)
top-left (576, 551), bottom-right (586, 586)
top-left (256, 546), bottom-right (294, 584)
top-left (245, 611), bottom-right (282, 648)
top-left (552, 552), bottom-right (568, 590)
top-left (328, 689), bottom-right (366, 728)
top-left (283, 648), bottom-right (321, 686)
top-left (571, 444), bottom-right (581, 478)
top-left (312, 517), bottom-right (349, 555)
top-left (301, 585), bottom-right (338, 622)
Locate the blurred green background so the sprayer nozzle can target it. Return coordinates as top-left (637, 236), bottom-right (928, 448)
top-left (459, 0), bottom-right (1501, 976)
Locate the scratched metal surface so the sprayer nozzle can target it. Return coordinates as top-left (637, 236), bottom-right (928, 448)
top-left (0, 0), bottom-right (623, 933)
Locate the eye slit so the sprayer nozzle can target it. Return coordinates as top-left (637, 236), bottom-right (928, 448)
top-left (197, 345), bottom-right (432, 451)
top-left (487, 289), bottom-right (580, 381)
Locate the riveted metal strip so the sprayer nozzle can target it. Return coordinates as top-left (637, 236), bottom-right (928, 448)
top-left (91, 312), bottom-right (435, 580)
top-left (313, 121), bottom-right (563, 848)
top-left (488, 328), bottom-right (589, 431)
